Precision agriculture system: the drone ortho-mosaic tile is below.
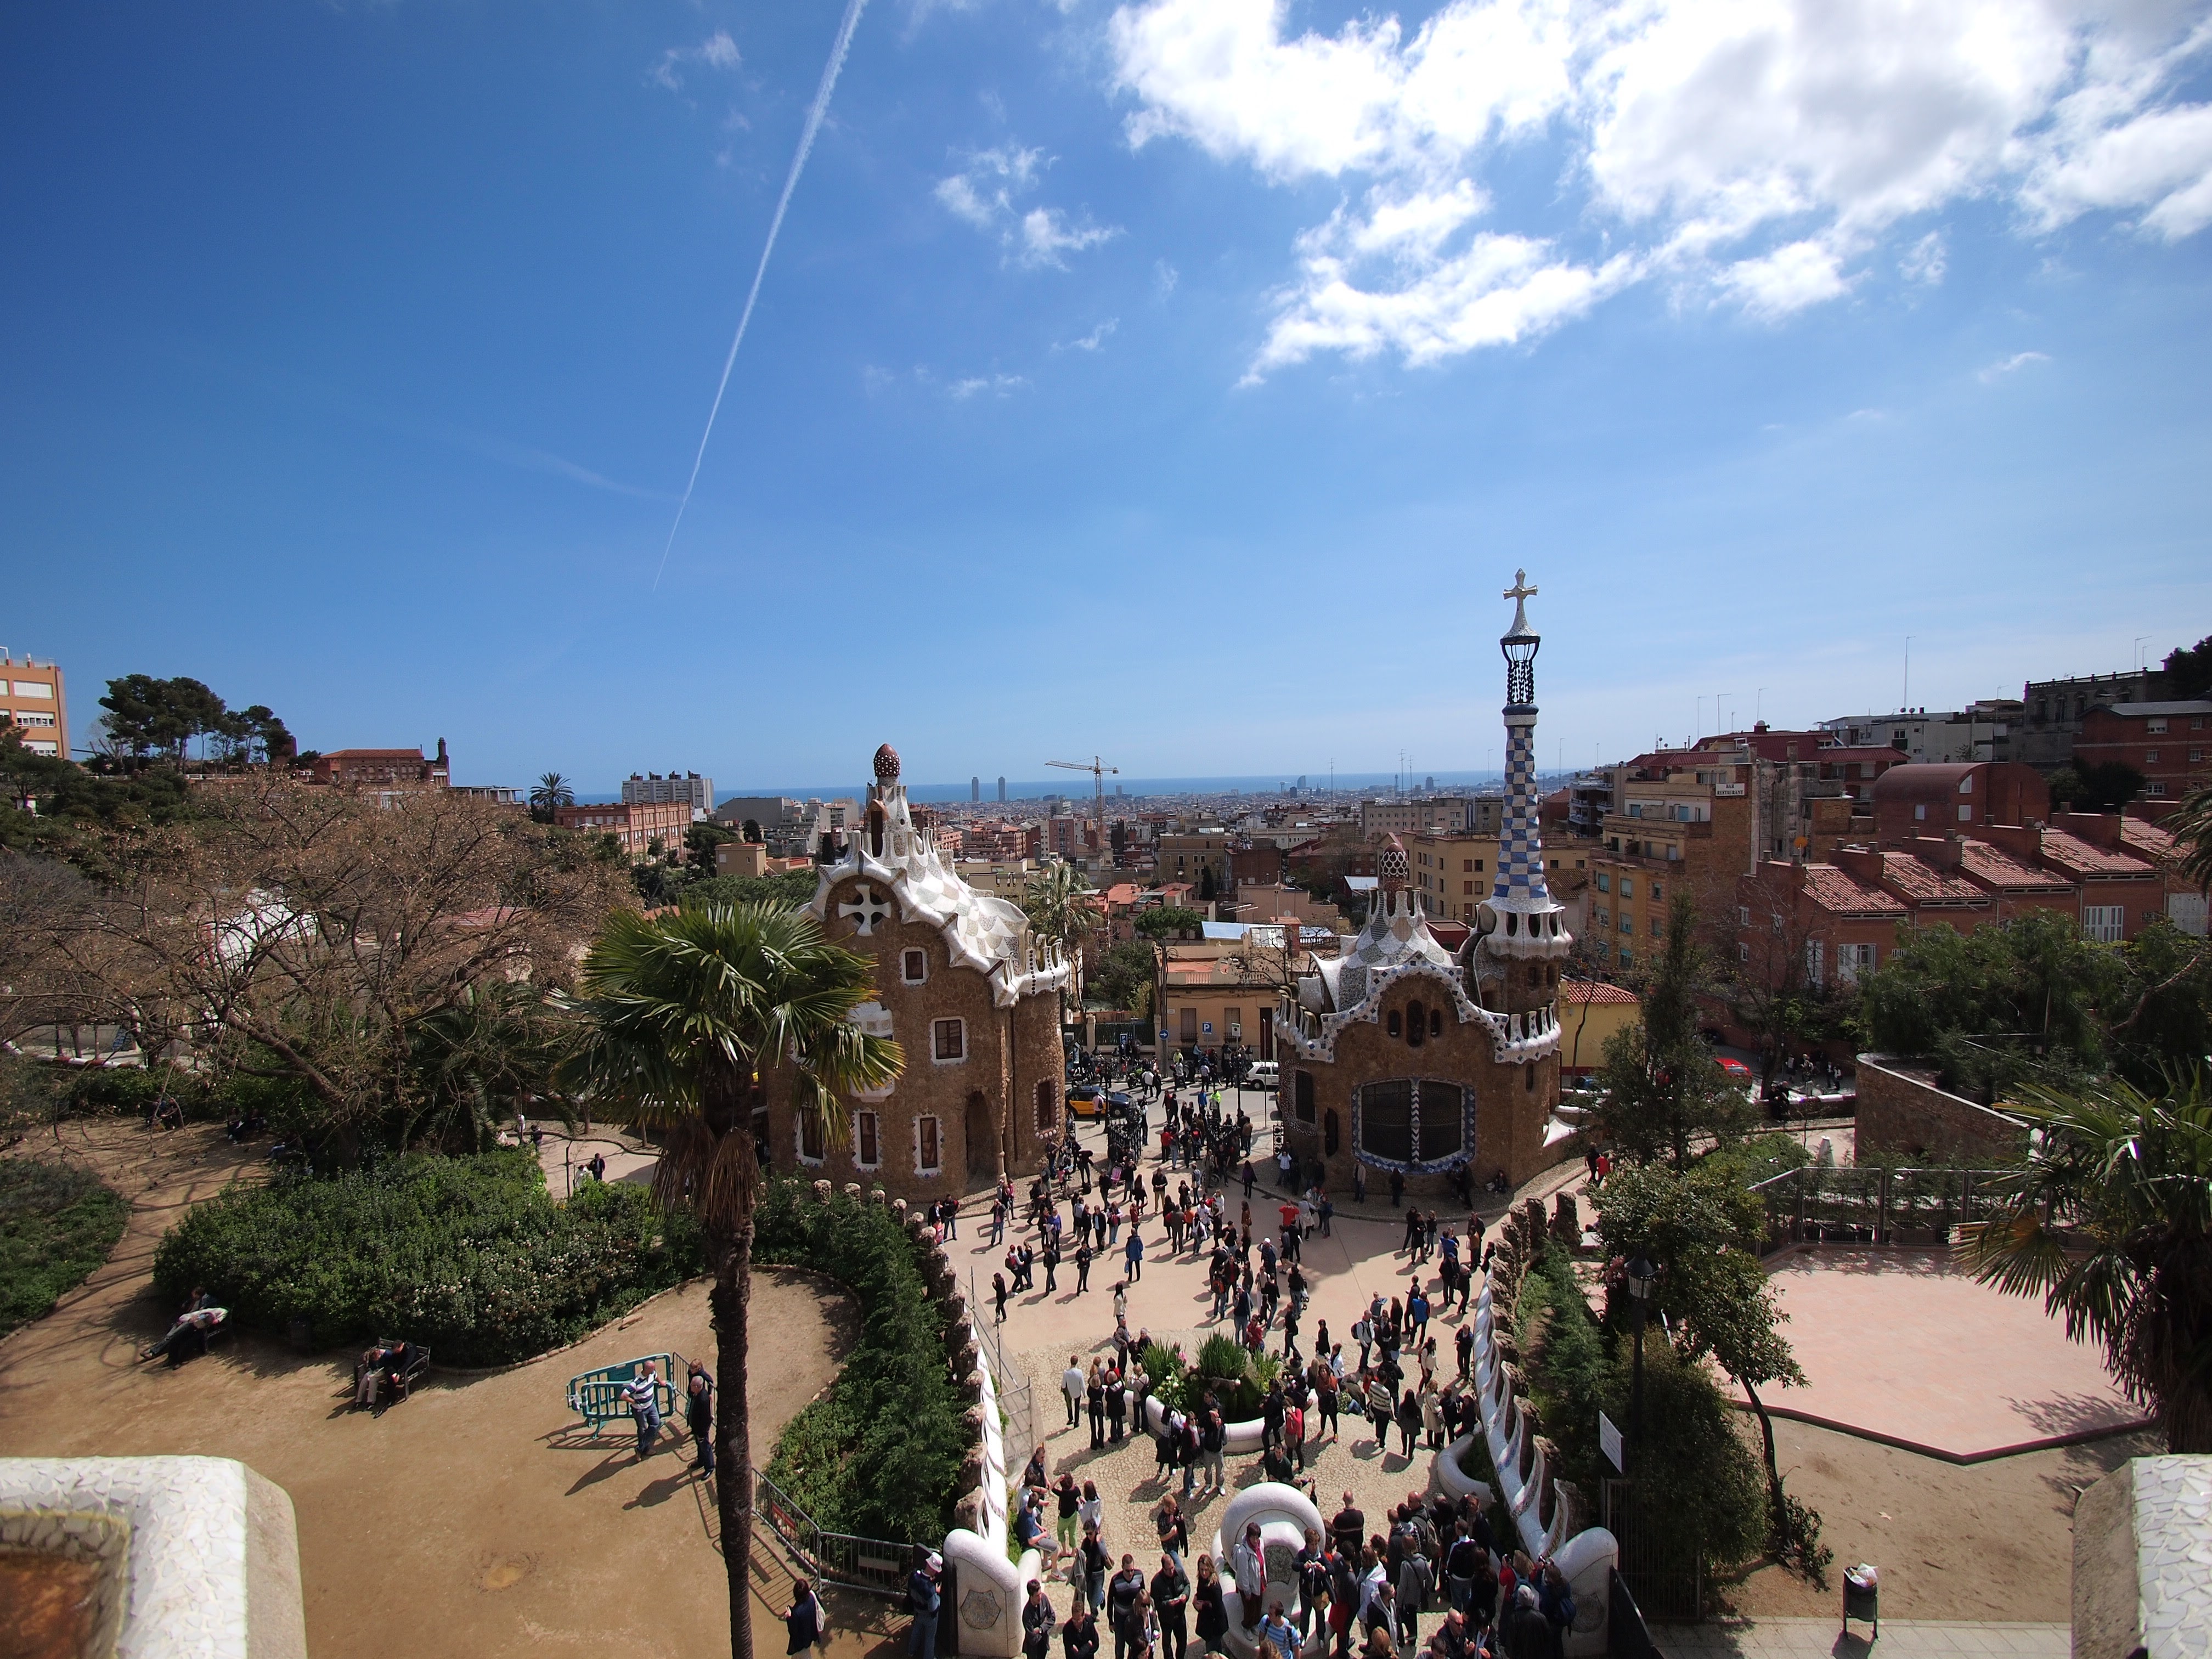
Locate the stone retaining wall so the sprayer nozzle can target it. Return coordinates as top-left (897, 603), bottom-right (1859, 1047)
top-left (1855, 1053), bottom-right (2028, 1163)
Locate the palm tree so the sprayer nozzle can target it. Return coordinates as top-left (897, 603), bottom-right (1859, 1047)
top-left (1961, 1073), bottom-right (2212, 1452)
top-left (529, 771), bottom-right (575, 823)
top-left (2171, 780), bottom-right (2212, 894)
top-left (1023, 860), bottom-right (1098, 1003)
top-left (558, 903), bottom-right (900, 1659)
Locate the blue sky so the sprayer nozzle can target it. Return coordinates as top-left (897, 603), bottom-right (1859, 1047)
top-left (4, 0), bottom-right (2210, 795)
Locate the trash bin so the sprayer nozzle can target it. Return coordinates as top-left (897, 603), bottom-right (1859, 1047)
top-left (1843, 1563), bottom-right (1878, 1640)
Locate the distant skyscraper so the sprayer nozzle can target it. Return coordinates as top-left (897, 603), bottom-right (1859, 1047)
top-left (997, 776), bottom-right (1006, 802)
top-left (971, 775), bottom-right (980, 802)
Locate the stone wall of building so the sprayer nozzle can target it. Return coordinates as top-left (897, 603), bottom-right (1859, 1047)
top-left (764, 874), bottom-right (1059, 1203)
top-left (1854, 1053), bottom-right (2028, 1163)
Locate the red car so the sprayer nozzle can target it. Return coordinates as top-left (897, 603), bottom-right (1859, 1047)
top-left (1717, 1057), bottom-right (1752, 1081)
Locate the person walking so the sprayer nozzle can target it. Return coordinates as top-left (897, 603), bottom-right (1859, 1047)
top-left (1125, 1228), bottom-right (1145, 1282)
top-left (1064, 1355), bottom-right (1088, 1428)
top-left (1088, 1368), bottom-right (1108, 1449)
top-left (1153, 1554), bottom-right (1190, 1659)
top-left (908, 1552), bottom-right (944, 1658)
top-left (1056, 1474), bottom-right (1084, 1554)
top-left (1077, 1240), bottom-right (1094, 1294)
top-left (1154, 1494), bottom-right (1189, 1571)
top-left (1114, 1280), bottom-right (1130, 1326)
top-left (686, 1359), bottom-right (716, 1476)
top-left (1193, 1556), bottom-right (1227, 1658)
top-left (1110, 1555), bottom-right (1149, 1659)
top-left (1395, 1388), bottom-right (1421, 1460)
top-left (1045, 1235), bottom-right (1062, 1294)
top-left (1198, 1400), bottom-right (1226, 1496)
top-left (786, 1577), bottom-right (827, 1658)
top-left (1364, 1374), bottom-right (1395, 1451)
top-left (1025, 1581), bottom-right (1059, 1659)
top-left (1081, 1527), bottom-right (1111, 1616)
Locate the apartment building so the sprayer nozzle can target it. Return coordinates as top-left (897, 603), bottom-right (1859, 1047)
top-left (1403, 830), bottom-right (1501, 923)
top-left (621, 771), bottom-right (713, 815)
top-left (0, 654), bottom-right (67, 757)
top-left (1359, 795), bottom-right (1503, 839)
top-left (2071, 701), bottom-right (2212, 816)
top-left (1816, 702), bottom-right (2021, 765)
top-left (555, 798), bottom-right (692, 859)
top-left (2018, 667), bottom-right (2167, 768)
top-left (1156, 829), bottom-right (1230, 892)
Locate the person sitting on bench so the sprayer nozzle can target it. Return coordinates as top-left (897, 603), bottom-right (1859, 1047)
top-left (139, 1288), bottom-right (224, 1364)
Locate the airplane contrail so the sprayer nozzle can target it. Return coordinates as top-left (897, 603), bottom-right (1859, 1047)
top-left (651, 0), bottom-right (870, 590)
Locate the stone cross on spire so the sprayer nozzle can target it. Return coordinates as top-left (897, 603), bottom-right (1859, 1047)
top-left (1503, 569), bottom-right (1537, 634)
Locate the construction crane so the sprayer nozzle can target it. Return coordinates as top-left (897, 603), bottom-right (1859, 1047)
top-left (1045, 755), bottom-right (1119, 857)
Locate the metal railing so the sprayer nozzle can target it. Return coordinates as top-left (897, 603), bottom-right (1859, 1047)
top-left (969, 1269), bottom-right (1036, 1464)
top-left (1749, 1166), bottom-right (2015, 1254)
top-left (753, 1465), bottom-right (915, 1598)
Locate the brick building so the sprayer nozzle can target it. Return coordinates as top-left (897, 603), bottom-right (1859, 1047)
top-left (764, 743), bottom-right (1074, 1200)
top-left (1736, 859), bottom-right (1906, 991)
top-left (311, 742), bottom-right (451, 790)
top-left (1871, 761), bottom-right (2051, 842)
top-left (554, 798), bottom-right (692, 859)
top-left (1275, 577), bottom-right (1570, 1197)
top-left (2070, 701), bottom-right (2212, 817)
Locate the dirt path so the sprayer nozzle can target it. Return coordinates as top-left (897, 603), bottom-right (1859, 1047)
top-left (0, 1121), bottom-right (893, 1659)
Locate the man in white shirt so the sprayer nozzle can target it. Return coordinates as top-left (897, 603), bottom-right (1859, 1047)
top-left (1064, 1356), bottom-right (1087, 1428)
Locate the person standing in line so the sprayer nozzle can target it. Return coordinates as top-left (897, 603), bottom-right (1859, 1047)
top-left (686, 1359), bottom-right (716, 1476)
top-left (1106, 1373), bottom-right (1127, 1444)
top-left (1110, 1554), bottom-right (1149, 1659)
top-left (1088, 1367), bottom-right (1108, 1449)
top-left (1080, 1525), bottom-right (1111, 1616)
top-left (1114, 1280), bottom-right (1130, 1326)
top-left (1125, 1228), bottom-right (1145, 1282)
top-left (908, 1552), bottom-right (944, 1658)
top-left (1079, 1480), bottom-right (1107, 1550)
top-left (996, 1272), bottom-right (1012, 1325)
top-left (1064, 1355), bottom-right (1087, 1427)
top-left (1077, 1239), bottom-right (1094, 1294)
top-left (1198, 1400), bottom-right (1226, 1496)
top-left (1045, 1234), bottom-right (1062, 1294)
top-left (1153, 1493), bottom-right (1189, 1570)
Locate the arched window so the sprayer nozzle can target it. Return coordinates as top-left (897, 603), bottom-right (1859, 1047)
top-left (1429, 1007), bottom-right (1442, 1038)
top-left (1406, 999), bottom-right (1425, 1047)
top-left (1386, 1009), bottom-right (1402, 1038)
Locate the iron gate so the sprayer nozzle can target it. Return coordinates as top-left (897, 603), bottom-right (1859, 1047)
top-left (1601, 1478), bottom-right (1704, 1623)
top-left (969, 1269), bottom-right (1036, 1464)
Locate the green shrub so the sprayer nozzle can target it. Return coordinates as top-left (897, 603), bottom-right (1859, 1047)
top-left (753, 1181), bottom-right (967, 1543)
top-left (0, 1158), bottom-right (130, 1338)
top-left (151, 1151), bottom-right (703, 1365)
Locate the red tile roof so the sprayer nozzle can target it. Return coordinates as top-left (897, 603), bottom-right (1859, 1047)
top-left (1800, 865), bottom-right (1907, 916)
top-left (1957, 841), bottom-right (2071, 891)
top-left (2035, 830), bottom-right (2156, 879)
top-left (1877, 853), bottom-right (1991, 905)
top-left (2120, 817), bottom-right (2180, 863)
top-left (1560, 979), bottom-right (1638, 1005)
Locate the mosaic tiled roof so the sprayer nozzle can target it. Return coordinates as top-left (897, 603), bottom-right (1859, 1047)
top-left (813, 747), bottom-right (1073, 1008)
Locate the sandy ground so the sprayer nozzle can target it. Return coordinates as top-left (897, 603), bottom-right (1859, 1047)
top-left (1719, 1414), bottom-right (2155, 1622)
top-left (0, 1120), bottom-right (890, 1659)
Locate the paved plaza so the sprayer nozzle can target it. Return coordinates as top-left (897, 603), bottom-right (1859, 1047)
top-left (1739, 1249), bottom-right (2152, 1459)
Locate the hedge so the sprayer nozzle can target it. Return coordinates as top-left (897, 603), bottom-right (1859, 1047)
top-left (151, 1151), bottom-right (704, 1366)
top-left (754, 1180), bottom-right (967, 1544)
top-left (0, 1158), bottom-right (130, 1338)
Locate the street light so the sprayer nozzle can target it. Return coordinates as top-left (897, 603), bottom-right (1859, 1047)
top-left (1626, 1255), bottom-right (1655, 1471)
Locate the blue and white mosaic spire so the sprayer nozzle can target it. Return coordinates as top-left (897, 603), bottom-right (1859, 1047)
top-left (1483, 571), bottom-right (1570, 953)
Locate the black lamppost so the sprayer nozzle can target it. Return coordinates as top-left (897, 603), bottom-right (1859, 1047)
top-left (1626, 1255), bottom-right (1655, 1472)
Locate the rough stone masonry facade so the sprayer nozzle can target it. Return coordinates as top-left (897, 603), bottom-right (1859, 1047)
top-left (761, 743), bottom-right (1070, 1206)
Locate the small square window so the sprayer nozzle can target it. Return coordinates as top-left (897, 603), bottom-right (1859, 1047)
top-left (901, 949), bottom-right (927, 983)
top-left (2144, 750), bottom-right (2160, 764)
top-left (933, 1018), bottom-right (966, 1062)
top-left (1959, 805), bottom-right (1973, 821)
top-left (1620, 878), bottom-right (1634, 899)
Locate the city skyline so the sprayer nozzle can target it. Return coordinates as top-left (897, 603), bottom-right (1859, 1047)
top-left (4, 1), bottom-right (2209, 785)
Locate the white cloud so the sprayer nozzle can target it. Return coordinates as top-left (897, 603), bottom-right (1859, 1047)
top-left (1063, 318), bottom-right (1120, 351)
top-left (1106, 0), bottom-right (2212, 375)
top-left (1154, 259), bottom-right (1180, 295)
top-left (935, 145), bottom-right (1120, 269)
top-left (949, 373), bottom-right (1030, 399)
top-left (1978, 349), bottom-right (2051, 382)
top-left (652, 30), bottom-right (743, 92)
top-left (1900, 231), bottom-right (1947, 285)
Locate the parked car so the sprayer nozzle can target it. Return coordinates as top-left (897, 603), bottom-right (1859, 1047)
top-left (1067, 1086), bottom-right (1107, 1119)
top-left (1245, 1059), bottom-right (1280, 1091)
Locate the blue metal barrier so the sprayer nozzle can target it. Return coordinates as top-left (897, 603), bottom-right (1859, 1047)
top-left (567, 1353), bottom-right (678, 1436)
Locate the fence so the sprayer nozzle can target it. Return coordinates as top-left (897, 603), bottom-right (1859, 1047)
top-left (753, 1466), bottom-right (915, 1599)
top-left (969, 1269), bottom-right (1036, 1464)
top-left (1600, 1478), bottom-right (1703, 1623)
top-left (1748, 1166), bottom-right (2015, 1255)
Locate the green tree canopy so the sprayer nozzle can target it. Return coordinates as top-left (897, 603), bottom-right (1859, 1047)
top-left (1134, 906), bottom-right (1207, 940)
